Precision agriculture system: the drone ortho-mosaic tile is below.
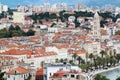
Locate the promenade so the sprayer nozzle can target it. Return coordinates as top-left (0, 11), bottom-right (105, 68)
top-left (86, 64), bottom-right (120, 80)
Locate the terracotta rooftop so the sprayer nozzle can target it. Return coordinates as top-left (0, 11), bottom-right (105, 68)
top-left (7, 66), bottom-right (29, 74)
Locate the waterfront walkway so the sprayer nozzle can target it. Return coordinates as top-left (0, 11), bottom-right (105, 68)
top-left (86, 64), bottom-right (120, 80)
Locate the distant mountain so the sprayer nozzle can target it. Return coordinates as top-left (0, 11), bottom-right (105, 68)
top-left (1, 0), bottom-right (120, 7)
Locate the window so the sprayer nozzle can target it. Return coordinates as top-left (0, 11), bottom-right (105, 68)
top-left (63, 75), bottom-right (67, 77)
top-left (76, 75), bottom-right (80, 79)
top-left (8, 75), bottom-right (10, 78)
top-left (71, 75), bottom-right (74, 78)
top-left (14, 71), bottom-right (17, 75)
top-left (50, 73), bottom-right (51, 76)
top-left (31, 62), bottom-right (34, 64)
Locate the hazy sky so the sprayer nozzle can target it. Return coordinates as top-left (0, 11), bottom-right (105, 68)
top-left (0, 0), bottom-right (120, 7)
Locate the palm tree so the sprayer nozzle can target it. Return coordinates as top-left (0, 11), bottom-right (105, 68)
top-left (96, 56), bottom-right (102, 68)
top-left (89, 53), bottom-right (94, 62)
top-left (72, 53), bottom-right (78, 62)
top-left (79, 64), bottom-right (88, 72)
top-left (106, 55), bottom-right (110, 67)
top-left (109, 50), bottom-right (112, 56)
top-left (60, 59), bottom-right (64, 63)
top-left (113, 58), bottom-right (117, 66)
top-left (101, 58), bottom-right (106, 68)
top-left (55, 58), bottom-right (59, 63)
top-left (64, 58), bottom-right (68, 63)
top-left (100, 50), bottom-right (105, 58)
top-left (77, 56), bottom-right (82, 64)
top-left (115, 54), bottom-right (120, 63)
top-left (69, 60), bottom-right (74, 65)
top-left (109, 56), bottom-right (114, 66)
top-left (113, 49), bottom-right (116, 57)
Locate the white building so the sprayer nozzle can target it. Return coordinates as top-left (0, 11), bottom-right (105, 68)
top-left (0, 4), bottom-right (8, 13)
top-left (104, 25), bottom-right (117, 36)
top-left (44, 63), bottom-right (81, 80)
top-left (6, 66), bottom-right (30, 80)
top-left (68, 16), bottom-right (76, 22)
top-left (2, 5), bottom-right (8, 12)
top-left (48, 27), bottom-right (60, 33)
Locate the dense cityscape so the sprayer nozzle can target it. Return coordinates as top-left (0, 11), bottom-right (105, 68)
top-left (0, 1), bottom-right (120, 80)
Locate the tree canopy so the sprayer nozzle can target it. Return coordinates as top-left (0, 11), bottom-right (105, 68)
top-left (0, 70), bottom-right (5, 80)
top-left (94, 74), bottom-right (109, 80)
top-left (0, 25), bottom-right (35, 38)
top-left (116, 76), bottom-right (120, 80)
top-left (115, 30), bottom-right (120, 35)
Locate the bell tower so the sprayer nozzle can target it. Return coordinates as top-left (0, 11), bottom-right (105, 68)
top-left (92, 12), bottom-right (101, 40)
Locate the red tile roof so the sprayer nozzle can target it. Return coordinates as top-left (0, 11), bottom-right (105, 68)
top-left (7, 66), bottom-right (29, 74)
top-left (36, 68), bottom-right (44, 76)
top-left (50, 70), bottom-right (67, 78)
top-left (75, 49), bottom-right (86, 54)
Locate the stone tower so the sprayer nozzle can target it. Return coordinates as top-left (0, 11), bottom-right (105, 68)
top-left (92, 12), bottom-right (101, 40)
top-left (92, 12), bottom-right (101, 55)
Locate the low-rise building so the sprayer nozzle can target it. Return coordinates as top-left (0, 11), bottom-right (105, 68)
top-left (6, 66), bottom-right (30, 80)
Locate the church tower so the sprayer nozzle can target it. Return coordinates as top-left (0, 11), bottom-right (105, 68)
top-left (91, 12), bottom-right (101, 55)
top-left (92, 12), bottom-right (101, 40)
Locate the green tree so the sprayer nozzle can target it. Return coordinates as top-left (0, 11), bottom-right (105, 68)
top-left (77, 56), bottom-right (82, 64)
top-left (26, 29), bottom-right (35, 36)
top-left (64, 58), bottom-right (68, 63)
top-left (8, 8), bottom-right (13, 15)
top-left (50, 13), bottom-right (57, 19)
top-left (109, 50), bottom-right (112, 56)
top-left (11, 31), bottom-right (20, 37)
top-left (113, 49), bottom-right (116, 57)
top-left (94, 74), bottom-right (109, 80)
top-left (100, 20), bottom-right (108, 27)
top-left (115, 30), bottom-right (120, 35)
top-left (15, 25), bottom-right (21, 30)
top-left (0, 28), bottom-right (10, 38)
top-left (100, 50), bottom-right (106, 58)
top-left (50, 23), bottom-right (56, 27)
top-left (60, 59), bottom-right (64, 63)
top-left (9, 25), bottom-right (15, 31)
top-left (72, 53), bottom-right (78, 62)
top-left (115, 54), bottom-right (120, 63)
top-left (0, 70), bottom-right (5, 80)
top-left (79, 64), bottom-right (88, 72)
top-left (74, 20), bottom-right (80, 27)
top-left (89, 53), bottom-right (94, 62)
top-left (55, 58), bottom-right (59, 63)
top-left (94, 74), bottom-right (101, 80)
top-left (116, 76), bottom-right (120, 80)
top-left (69, 60), bottom-right (74, 65)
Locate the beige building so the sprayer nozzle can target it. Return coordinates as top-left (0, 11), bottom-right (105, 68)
top-left (84, 41), bottom-right (101, 55)
top-left (13, 12), bottom-right (25, 24)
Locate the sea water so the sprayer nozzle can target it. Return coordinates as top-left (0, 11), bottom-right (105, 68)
top-left (100, 68), bottom-right (120, 80)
